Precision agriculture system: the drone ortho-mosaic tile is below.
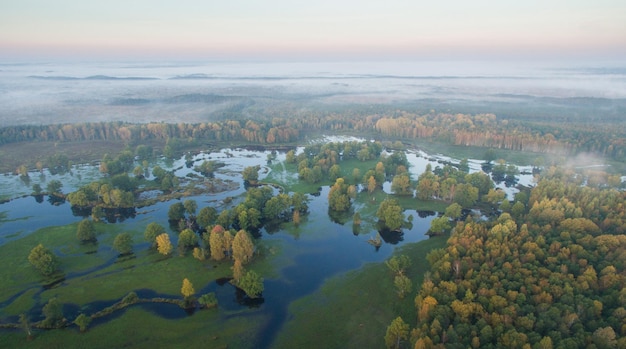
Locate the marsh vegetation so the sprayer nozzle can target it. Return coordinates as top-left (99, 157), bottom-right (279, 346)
top-left (1, 61), bottom-right (625, 348)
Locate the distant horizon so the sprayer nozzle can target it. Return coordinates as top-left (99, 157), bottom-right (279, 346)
top-left (2, 1), bottom-right (625, 63)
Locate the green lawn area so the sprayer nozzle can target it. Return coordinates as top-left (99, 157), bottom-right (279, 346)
top-left (0, 305), bottom-right (266, 349)
top-left (272, 235), bottom-right (447, 349)
top-left (0, 219), bottom-right (279, 325)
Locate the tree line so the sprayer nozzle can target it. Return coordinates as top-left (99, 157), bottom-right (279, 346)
top-left (386, 166), bottom-right (626, 348)
top-left (3, 110), bottom-right (626, 166)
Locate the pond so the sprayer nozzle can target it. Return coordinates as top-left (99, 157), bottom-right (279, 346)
top-left (0, 139), bottom-right (532, 348)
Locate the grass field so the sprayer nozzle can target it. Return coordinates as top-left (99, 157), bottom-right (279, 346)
top-left (271, 235), bottom-right (448, 349)
top-left (2, 137), bottom-right (456, 348)
top-left (0, 218), bottom-right (280, 348)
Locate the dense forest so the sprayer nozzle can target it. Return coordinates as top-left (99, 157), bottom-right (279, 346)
top-left (403, 167), bottom-right (626, 349)
top-left (1, 110), bottom-right (625, 165)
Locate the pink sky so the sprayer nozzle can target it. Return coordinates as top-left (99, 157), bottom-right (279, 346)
top-left (1, 0), bottom-right (625, 61)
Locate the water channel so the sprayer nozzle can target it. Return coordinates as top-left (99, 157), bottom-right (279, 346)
top-left (0, 139), bottom-right (534, 347)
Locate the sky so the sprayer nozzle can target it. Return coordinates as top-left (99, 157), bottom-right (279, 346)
top-left (1, 0), bottom-right (625, 61)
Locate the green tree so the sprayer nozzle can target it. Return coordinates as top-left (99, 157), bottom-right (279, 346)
top-left (391, 173), bottom-right (412, 195)
top-left (28, 244), bottom-right (59, 276)
top-left (144, 222), bottom-right (166, 247)
top-left (376, 199), bottom-right (404, 231)
top-left (445, 203), bottom-right (463, 220)
top-left (46, 179), bottom-right (63, 196)
top-left (183, 199), bottom-right (197, 217)
top-left (232, 229), bottom-right (255, 264)
top-left (536, 336), bottom-right (553, 349)
top-left (428, 216), bottom-right (451, 236)
top-left (156, 233), bottom-right (173, 256)
top-left (195, 160), bottom-right (222, 177)
top-left (152, 165), bottom-right (166, 179)
top-left (74, 313), bottom-right (91, 332)
top-left (76, 219), bottom-right (97, 242)
top-left (440, 177), bottom-right (457, 201)
top-left (198, 293), bottom-right (218, 309)
top-left (465, 171), bottom-right (494, 196)
top-left (32, 183), bottom-right (42, 195)
top-left (484, 149), bottom-right (497, 163)
top-left (592, 327), bottom-right (617, 349)
top-left (453, 183), bottom-right (479, 208)
top-left (328, 178), bottom-right (351, 212)
top-left (178, 228), bottom-right (198, 251)
top-left (242, 165), bottom-right (260, 183)
top-left (285, 150), bottom-right (296, 163)
top-left (216, 209), bottom-right (234, 228)
top-left (238, 270), bottom-right (264, 298)
top-left (91, 206), bottom-right (104, 222)
top-left (113, 232), bottom-right (133, 255)
top-left (42, 298), bottom-right (64, 328)
top-left (135, 144), bottom-right (153, 160)
top-left (511, 201), bottom-right (526, 220)
top-left (168, 202), bottom-right (186, 221)
top-left (385, 255), bottom-right (411, 276)
top-left (329, 164), bottom-right (341, 181)
top-left (483, 188), bottom-right (506, 205)
top-left (197, 206), bottom-right (218, 229)
top-left (394, 275), bottom-right (412, 299)
top-left (384, 316), bottom-right (409, 349)
top-left (416, 165), bottom-right (438, 200)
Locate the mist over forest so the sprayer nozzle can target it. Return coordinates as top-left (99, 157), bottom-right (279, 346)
top-left (1, 60), bottom-right (625, 127)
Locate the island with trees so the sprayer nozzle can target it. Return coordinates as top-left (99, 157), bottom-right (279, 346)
top-left (0, 107), bottom-right (624, 349)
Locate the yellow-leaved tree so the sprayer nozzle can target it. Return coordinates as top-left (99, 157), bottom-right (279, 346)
top-left (181, 278), bottom-right (195, 299)
top-left (156, 233), bottom-right (172, 256)
top-left (232, 230), bottom-right (254, 264)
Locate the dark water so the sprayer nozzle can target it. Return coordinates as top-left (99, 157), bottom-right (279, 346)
top-left (0, 147), bottom-right (500, 348)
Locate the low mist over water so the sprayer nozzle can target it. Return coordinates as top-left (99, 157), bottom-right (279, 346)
top-left (1, 60), bottom-right (625, 126)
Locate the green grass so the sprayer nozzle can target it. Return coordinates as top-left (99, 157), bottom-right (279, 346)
top-left (0, 305), bottom-right (267, 349)
top-left (0, 218), bottom-right (281, 349)
top-left (271, 235), bottom-right (447, 349)
top-left (0, 220), bottom-right (279, 316)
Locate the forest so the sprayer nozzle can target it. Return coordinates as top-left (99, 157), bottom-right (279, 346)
top-left (0, 108), bottom-right (625, 348)
top-left (404, 167), bottom-right (626, 349)
top-left (1, 108), bottom-right (626, 174)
